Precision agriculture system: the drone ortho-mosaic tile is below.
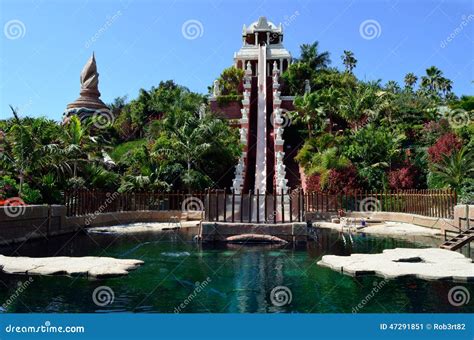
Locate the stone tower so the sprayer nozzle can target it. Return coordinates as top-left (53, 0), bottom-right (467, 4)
top-left (64, 53), bottom-right (110, 121)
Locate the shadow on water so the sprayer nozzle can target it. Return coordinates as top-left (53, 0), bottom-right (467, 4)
top-left (0, 227), bottom-right (472, 313)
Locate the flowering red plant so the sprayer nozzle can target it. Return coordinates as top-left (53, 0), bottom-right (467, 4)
top-left (427, 132), bottom-right (462, 163)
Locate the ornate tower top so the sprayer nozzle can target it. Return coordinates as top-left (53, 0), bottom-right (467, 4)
top-left (80, 52), bottom-right (101, 96)
top-left (234, 17), bottom-right (291, 74)
top-left (64, 53), bottom-right (110, 120)
top-left (243, 16), bottom-right (282, 34)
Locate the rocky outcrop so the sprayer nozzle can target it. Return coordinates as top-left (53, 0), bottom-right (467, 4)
top-left (318, 248), bottom-right (474, 282)
top-left (225, 233), bottom-right (288, 244)
top-left (0, 255), bottom-right (143, 279)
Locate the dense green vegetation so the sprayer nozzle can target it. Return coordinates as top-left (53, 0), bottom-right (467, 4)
top-left (0, 43), bottom-right (472, 205)
top-left (285, 43), bottom-right (473, 203)
top-left (0, 81), bottom-right (240, 203)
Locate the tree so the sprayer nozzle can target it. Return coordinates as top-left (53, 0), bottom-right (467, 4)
top-left (61, 115), bottom-right (98, 178)
top-left (338, 82), bottom-right (383, 130)
top-left (431, 147), bottom-right (474, 191)
top-left (314, 86), bottom-right (342, 132)
top-left (341, 50), bottom-right (357, 74)
top-left (152, 110), bottom-right (240, 191)
top-left (438, 77), bottom-right (453, 98)
top-left (293, 92), bottom-right (327, 137)
top-left (214, 66), bottom-right (244, 96)
top-left (2, 107), bottom-right (64, 195)
top-left (281, 62), bottom-right (315, 95)
top-left (108, 96), bottom-right (128, 118)
top-left (385, 80), bottom-right (401, 94)
top-left (404, 72), bottom-right (417, 90)
top-left (421, 66), bottom-right (443, 93)
top-left (298, 42), bottom-right (331, 70)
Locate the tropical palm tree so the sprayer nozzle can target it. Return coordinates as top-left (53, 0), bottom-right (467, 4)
top-left (153, 111), bottom-right (221, 191)
top-left (60, 115), bottom-right (98, 178)
top-left (341, 50), bottom-right (357, 74)
top-left (385, 80), bottom-right (401, 94)
top-left (2, 107), bottom-right (63, 194)
top-left (438, 77), bottom-right (453, 98)
top-left (404, 72), bottom-right (418, 89)
top-left (338, 82), bottom-right (382, 130)
top-left (421, 66), bottom-right (443, 93)
top-left (298, 42), bottom-right (331, 70)
top-left (316, 87), bottom-right (342, 132)
top-left (293, 92), bottom-right (327, 137)
top-left (431, 147), bottom-right (474, 191)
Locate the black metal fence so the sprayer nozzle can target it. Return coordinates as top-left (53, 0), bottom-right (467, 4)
top-left (63, 189), bottom-right (456, 221)
top-left (63, 190), bottom-right (206, 217)
top-left (304, 189), bottom-right (456, 219)
top-left (205, 189), bottom-right (305, 223)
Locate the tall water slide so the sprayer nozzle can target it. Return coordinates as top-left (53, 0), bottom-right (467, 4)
top-left (230, 45), bottom-right (291, 222)
top-left (254, 45), bottom-right (267, 194)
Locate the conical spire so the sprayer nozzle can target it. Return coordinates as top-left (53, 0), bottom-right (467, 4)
top-left (65, 53), bottom-right (109, 119)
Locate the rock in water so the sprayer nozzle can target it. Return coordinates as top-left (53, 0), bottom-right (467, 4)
top-left (0, 255), bottom-right (143, 279)
top-left (318, 248), bottom-right (474, 282)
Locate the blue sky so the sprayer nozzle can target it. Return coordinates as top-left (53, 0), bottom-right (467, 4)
top-left (1, 0), bottom-right (473, 120)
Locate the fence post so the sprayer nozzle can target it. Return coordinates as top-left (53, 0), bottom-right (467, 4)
top-left (240, 190), bottom-right (244, 223)
top-left (223, 189), bottom-right (227, 222)
top-left (256, 189), bottom-right (260, 224)
top-left (264, 190), bottom-right (268, 223)
top-left (205, 189), bottom-right (210, 221)
top-left (273, 190), bottom-right (277, 224)
top-left (297, 189), bottom-right (301, 222)
top-left (231, 189), bottom-right (235, 223)
top-left (248, 190), bottom-right (253, 223)
top-left (281, 188), bottom-right (285, 223)
top-left (215, 190), bottom-right (219, 222)
top-left (289, 190), bottom-right (293, 223)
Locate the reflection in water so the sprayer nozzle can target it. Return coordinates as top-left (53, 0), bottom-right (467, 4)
top-left (0, 228), bottom-right (472, 313)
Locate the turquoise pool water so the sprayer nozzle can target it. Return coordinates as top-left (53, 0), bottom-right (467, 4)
top-left (0, 227), bottom-right (472, 313)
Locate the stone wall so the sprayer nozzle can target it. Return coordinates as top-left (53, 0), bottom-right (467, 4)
top-left (0, 205), bottom-right (70, 246)
top-left (306, 204), bottom-right (473, 235)
top-left (200, 222), bottom-right (307, 243)
top-left (0, 205), bottom-right (202, 246)
top-left (209, 100), bottom-right (242, 120)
